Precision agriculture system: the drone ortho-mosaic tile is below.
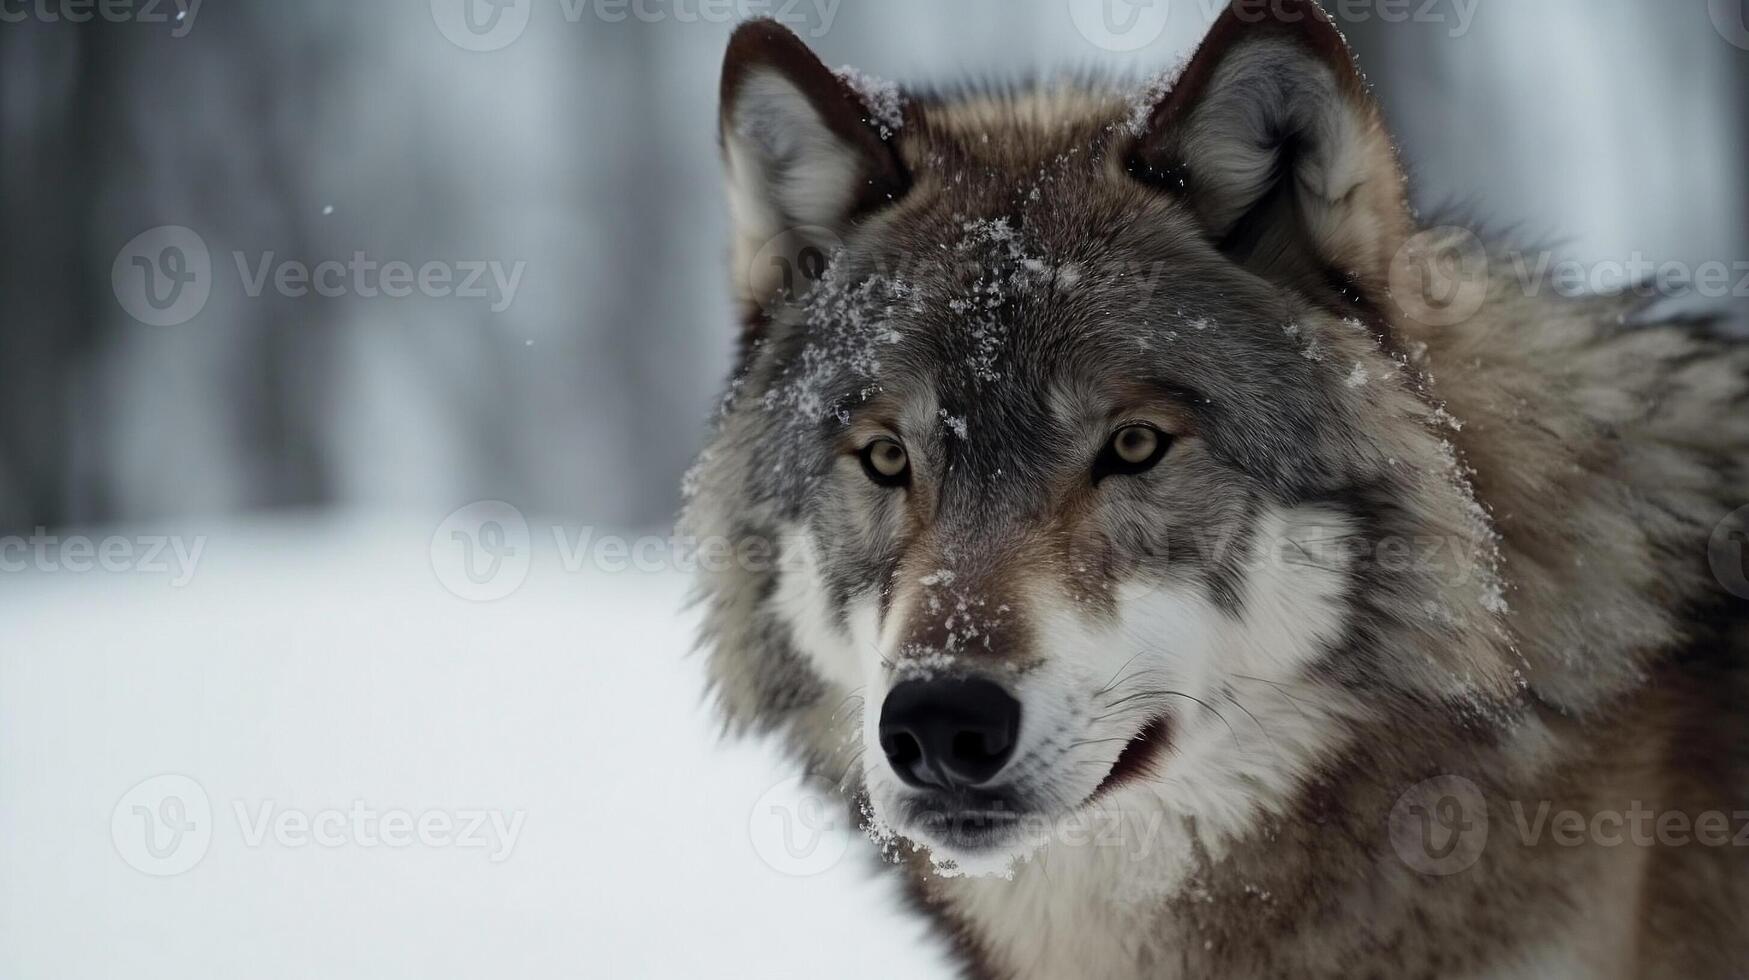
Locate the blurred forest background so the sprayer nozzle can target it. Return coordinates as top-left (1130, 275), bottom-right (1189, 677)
top-left (3, 0), bottom-right (1746, 535)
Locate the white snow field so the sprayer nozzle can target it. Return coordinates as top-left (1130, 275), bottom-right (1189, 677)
top-left (0, 513), bottom-right (952, 978)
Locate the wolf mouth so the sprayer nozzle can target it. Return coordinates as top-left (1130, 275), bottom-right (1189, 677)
top-left (1089, 717), bottom-right (1172, 802)
top-left (900, 791), bottom-right (1029, 853)
top-left (893, 717), bottom-right (1174, 855)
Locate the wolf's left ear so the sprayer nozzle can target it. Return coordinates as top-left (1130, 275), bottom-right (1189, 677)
top-left (720, 20), bottom-right (909, 318)
top-left (1128, 0), bottom-right (1411, 303)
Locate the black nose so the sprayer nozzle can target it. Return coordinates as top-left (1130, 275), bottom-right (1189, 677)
top-left (878, 678), bottom-right (1022, 790)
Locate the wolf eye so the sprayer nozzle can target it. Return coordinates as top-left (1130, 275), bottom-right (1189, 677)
top-left (1094, 424), bottom-right (1169, 483)
top-left (860, 438), bottom-right (911, 487)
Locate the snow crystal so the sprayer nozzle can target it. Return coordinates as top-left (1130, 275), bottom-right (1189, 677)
top-left (1435, 439), bottom-right (1511, 620)
top-left (1480, 582), bottom-right (1510, 615)
top-left (1125, 68), bottom-right (1177, 137)
top-left (942, 217), bottom-right (1039, 384)
top-left (965, 216), bottom-right (1017, 245)
top-left (756, 245), bottom-right (910, 494)
top-left (938, 410), bottom-right (968, 441)
top-left (835, 66), bottom-right (904, 140)
top-left (1344, 363), bottom-right (1370, 388)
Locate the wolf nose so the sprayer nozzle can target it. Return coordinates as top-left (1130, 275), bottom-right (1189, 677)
top-left (878, 678), bottom-right (1021, 790)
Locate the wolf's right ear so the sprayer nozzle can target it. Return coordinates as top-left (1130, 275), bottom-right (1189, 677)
top-left (1126, 0), bottom-right (1412, 308)
top-left (720, 20), bottom-right (909, 321)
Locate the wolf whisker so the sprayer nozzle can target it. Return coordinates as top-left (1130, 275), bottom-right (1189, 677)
top-left (1215, 692), bottom-right (1275, 750)
top-left (1227, 673), bottom-right (1318, 722)
top-left (1095, 651), bottom-right (1149, 697)
top-left (1102, 688), bottom-right (1245, 750)
top-left (829, 687), bottom-right (867, 725)
top-left (1069, 736), bottom-right (1134, 749)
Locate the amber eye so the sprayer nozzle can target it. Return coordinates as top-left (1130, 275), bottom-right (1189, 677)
top-left (1094, 424), bottom-right (1170, 483)
top-left (860, 438), bottom-right (910, 487)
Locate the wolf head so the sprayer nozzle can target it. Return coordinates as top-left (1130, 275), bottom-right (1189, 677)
top-left (688, 1), bottom-right (1522, 873)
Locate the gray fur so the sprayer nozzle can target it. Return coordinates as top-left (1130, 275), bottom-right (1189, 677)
top-left (686, 7), bottom-right (1749, 977)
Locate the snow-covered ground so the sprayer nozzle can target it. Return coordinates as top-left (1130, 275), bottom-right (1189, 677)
top-left (0, 513), bottom-right (952, 978)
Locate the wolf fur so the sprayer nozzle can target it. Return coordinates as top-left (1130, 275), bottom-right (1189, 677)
top-left (683, 3), bottom-right (1749, 976)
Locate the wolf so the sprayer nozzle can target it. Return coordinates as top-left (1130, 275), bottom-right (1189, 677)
top-left (682, 2), bottom-right (1749, 976)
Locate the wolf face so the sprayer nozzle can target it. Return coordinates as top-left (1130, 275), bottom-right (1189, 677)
top-left (689, 4), bottom-right (1524, 874)
top-left (687, 5), bottom-right (1749, 976)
